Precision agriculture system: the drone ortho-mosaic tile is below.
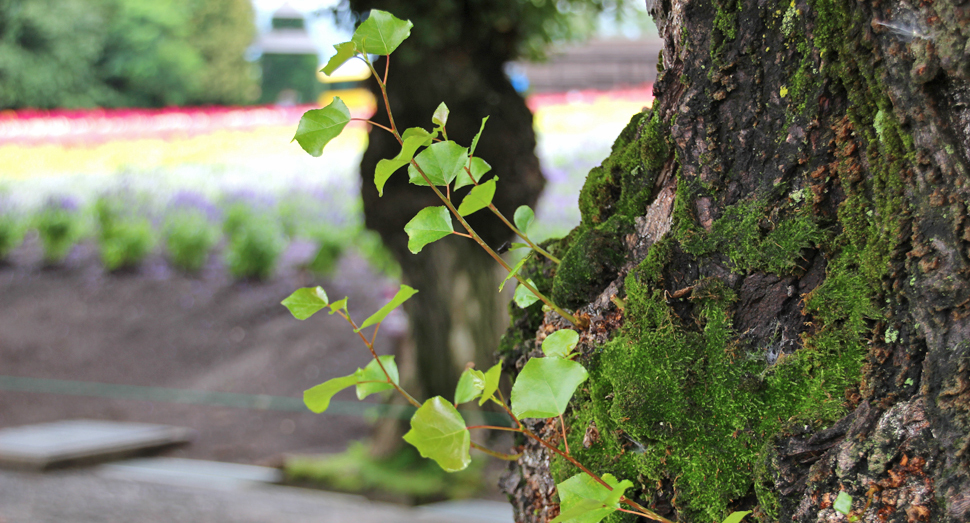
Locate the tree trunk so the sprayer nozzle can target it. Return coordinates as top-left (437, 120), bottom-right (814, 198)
top-left (499, 0), bottom-right (970, 522)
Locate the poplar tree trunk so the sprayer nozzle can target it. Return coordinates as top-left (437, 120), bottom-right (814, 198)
top-left (499, 0), bottom-right (970, 522)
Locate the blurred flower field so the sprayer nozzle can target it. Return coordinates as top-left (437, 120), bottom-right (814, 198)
top-left (0, 86), bottom-right (652, 275)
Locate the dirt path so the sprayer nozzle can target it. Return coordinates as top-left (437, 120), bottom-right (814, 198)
top-left (0, 237), bottom-right (403, 464)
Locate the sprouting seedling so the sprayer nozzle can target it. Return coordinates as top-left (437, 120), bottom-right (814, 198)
top-left (292, 10), bottom-right (579, 327)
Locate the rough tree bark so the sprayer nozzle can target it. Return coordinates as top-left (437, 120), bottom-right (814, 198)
top-left (499, 0), bottom-right (970, 522)
top-left (350, 1), bottom-right (545, 402)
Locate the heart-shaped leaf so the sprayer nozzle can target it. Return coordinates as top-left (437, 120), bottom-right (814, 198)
top-left (551, 473), bottom-right (633, 523)
top-left (282, 286), bottom-right (329, 320)
top-left (375, 128), bottom-right (435, 196)
top-left (551, 498), bottom-right (612, 523)
top-left (514, 205), bottom-right (535, 235)
top-left (408, 141), bottom-right (469, 187)
top-left (457, 178), bottom-right (497, 216)
top-left (478, 363), bottom-right (502, 406)
top-left (292, 98), bottom-right (351, 157)
top-left (514, 278), bottom-right (540, 308)
top-left (542, 329), bottom-right (579, 359)
top-left (454, 367), bottom-right (486, 405)
top-left (404, 206), bottom-right (454, 254)
top-left (403, 396), bottom-right (471, 472)
top-left (454, 157), bottom-right (491, 190)
top-left (352, 10), bottom-right (412, 55)
top-left (358, 284), bottom-right (418, 331)
top-left (355, 355), bottom-right (399, 399)
top-left (321, 41), bottom-right (357, 76)
top-left (511, 357), bottom-right (588, 419)
top-left (304, 374), bottom-right (356, 413)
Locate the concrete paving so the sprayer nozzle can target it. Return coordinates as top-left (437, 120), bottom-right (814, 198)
top-left (0, 420), bottom-right (193, 470)
top-left (0, 420), bottom-right (515, 523)
top-left (0, 466), bottom-right (511, 523)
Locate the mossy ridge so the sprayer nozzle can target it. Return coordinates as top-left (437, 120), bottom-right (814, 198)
top-left (554, 108), bottom-right (671, 309)
top-left (578, 110), bottom-right (668, 227)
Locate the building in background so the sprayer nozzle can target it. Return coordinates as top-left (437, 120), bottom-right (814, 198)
top-left (248, 1), bottom-right (663, 104)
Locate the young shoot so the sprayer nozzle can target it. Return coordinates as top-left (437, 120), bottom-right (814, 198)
top-left (291, 10), bottom-right (578, 327)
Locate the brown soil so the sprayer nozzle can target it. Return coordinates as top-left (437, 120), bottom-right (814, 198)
top-left (0, 236), bottom-right (403, 466)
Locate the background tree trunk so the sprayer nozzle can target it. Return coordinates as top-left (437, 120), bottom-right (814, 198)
top-left (499, 0), bottom-right (970, 521)
top-left (350, 1), bottom-right (545, 404)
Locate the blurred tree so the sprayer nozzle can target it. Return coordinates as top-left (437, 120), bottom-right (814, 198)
top-left (0, 0), bottom-right (257, 109)
top-left (348, 1), bottom-right (629, 453)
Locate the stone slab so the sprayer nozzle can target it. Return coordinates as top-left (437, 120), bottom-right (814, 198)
top-left (419, 499), bottom-right (514, 522)
top-left (0, 419), bottom-right (194, 470)
top-left (98, 457), bottom-right (282, 490)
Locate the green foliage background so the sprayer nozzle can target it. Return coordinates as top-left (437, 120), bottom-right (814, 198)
top-left (0, 0), bottom-right (257, 109)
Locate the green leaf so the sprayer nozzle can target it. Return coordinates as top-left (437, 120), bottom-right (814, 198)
top-left (321, 41), bottom-right (357, 76)
top-left (514, 278), bottom-right (540, 308)
top-left (403, 127), bottom-right (433, 140)
top-left (404, 206), bottom-right (454, 254)
top-left (478, 363), bottom-right (502, 406)
top-left (281, 286), bottom-right (329, 320)
top-left (358, 284), bottom-right (418, 331)
top-left (432, 102), bottom-right (449, 127)
top-left (354, 355), bottom-right (399, 399)
top-left (375, 128), bottom-right (435, 196)
top-left (454, 157), bottom-right (491, 190)
top-left (542, 329), bottom-right (579, 358)
top-left (499, 251), bottom-right (533, 292)
top-left (514, 205), bottom-right (535, 235)
top-left (551, 498), bottom-right (611, 523)
top-left (327, 297), bottom-right (348, 314)
top-left (402, 396), bottom-right (471, 472)
top-left (551, 473), bottom-right (633, 523)
top-left (352, 10), bottom-right (412, 55)
top-left (509, 242), bottom-right (530, 250)
top-left (469, 116), bottom-right (488, 156)
top-left (511, 357), bottom-right (588, 419)
top-left (721, 511), bottom-right (753, 523)
top-left (454, 367), bottom-right (486, 405)
top-left (304, 374), bottom-right (356, 413)
top-left (457, 178), bottom-right (497, 216)
top-left (833, 492), bottom-right (853, 515)
top-left (408, 141), bottom-right (469, 187)
top-left (292, 98), bottom-right (351, 157)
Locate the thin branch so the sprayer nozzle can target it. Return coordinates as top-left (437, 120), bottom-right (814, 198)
top-left (559, 414), bottom-right (570, 455)
top-left (383, 53), bottom-right (390, 85)
top-left (452, 231), bottom-right (473, 239)
top-left (369, 321), bottom-right (382, 347)
top-left (336, 310), bottom-right (421, 409)
top-left (351, 118), bottom-right (394, 134)
top-left (466, 425), bottom-right (522, 432)
top-left (470, 441), bottom-right (522, 461)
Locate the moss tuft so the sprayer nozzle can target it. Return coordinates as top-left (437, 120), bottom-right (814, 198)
top-left (551, 214), bottom-right (634, 310)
